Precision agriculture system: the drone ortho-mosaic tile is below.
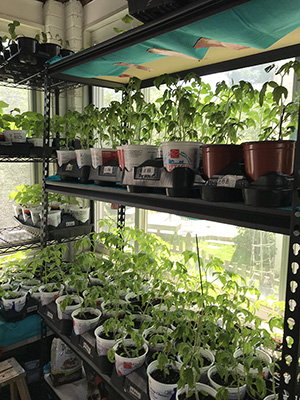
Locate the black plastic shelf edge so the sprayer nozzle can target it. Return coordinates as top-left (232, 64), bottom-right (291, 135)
top-left (45, 181), bottom-right (291, 235)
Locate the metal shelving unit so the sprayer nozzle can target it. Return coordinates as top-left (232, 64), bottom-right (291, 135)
top-left (45, 177), bottom-right (291, 235)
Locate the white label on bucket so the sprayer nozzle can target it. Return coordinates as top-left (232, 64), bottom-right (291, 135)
top-left (66, 163), bottom-right (73, 171)
top-left (103, 166), bottom-right (114, 174)
top-left (217, 175), bottom-right (244, 188)
top-left (141, 166), bottom-right (155, 177)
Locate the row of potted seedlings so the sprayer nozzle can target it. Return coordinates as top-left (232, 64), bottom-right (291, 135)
top-left (0, 222), bottom-right (284, 400)
top-left (9, 183), bottom-right (90, 228)
top-left (52, 61), bottom-right (298, 204)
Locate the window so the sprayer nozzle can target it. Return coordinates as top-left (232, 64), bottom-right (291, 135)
top-left (0, 87), bottom-right (33, 229)
top-left (93, 59), bottom-right (296, 304)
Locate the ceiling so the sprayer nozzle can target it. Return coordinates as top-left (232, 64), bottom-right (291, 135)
top-left (38, 0), bottom-right (94, 6)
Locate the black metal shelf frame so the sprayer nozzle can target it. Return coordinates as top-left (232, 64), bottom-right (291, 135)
top-left (40, 2), bottom-right (300, 397)
top-left (45, 179), bottom-right (291, 235)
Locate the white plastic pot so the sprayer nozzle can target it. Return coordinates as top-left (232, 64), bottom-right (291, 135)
top-left (13, 203), bottom-right (22, 218)
top-left (101, 299), bottom-right (127, 318)
top-left (114, 338), bottom-right (148, 376)
top-left (162, 141), bottom-right (201, 172)
top-left (71, 207), bottom-right (90, 223)
top-left (47, 210), bottom-right (62, 227)
top-left (94, 325), bottom-right (121, 356)
top-left (30, 206), bottom-right (43, 226)
top-left (38, 283), bottom-right (62, 306)
top-left (3, 130), bottom-right (27, 143)
top-left (207, 365), bottom-right (247, 400)
top-left (20, 279), bottom-right (40, 293)
top-left (176, 383), bottom-right (217, 399)
top-left (177, 348), bottom-right (215, 384)
top-left (1, 290), bottom-right (27, 312)
top-left (75, 149), bottom-right (92, 167)
top-left (143, 326), bottom-right (173, 352)
top-left (147, 360), bottom-right (182, 400)
top-left (55, 295), bottom-right (83, 320)
top-left (71, 307), bottom-right (101, 335)
top-left (234, 348), bottom-right (272, 378)
top-left (90, 148), bottom-right (117, 168)
top-left (27, 138), bottom-right (43, 147)
top-left (22, 207), bottom-right (31, 222)
top-left (56, 150), bottom-right (76, 167)
top-left (118, 145), bottom-right (158, 171)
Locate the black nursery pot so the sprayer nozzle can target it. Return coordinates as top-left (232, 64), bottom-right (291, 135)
top-left (60, 48), bottom-right (74, 58)
top-left (9, 43), bottom-right (18, 57)
top-left (40, 43), bottom-right (61, 59)
top-left (16, 37), bottom-right (39, 65)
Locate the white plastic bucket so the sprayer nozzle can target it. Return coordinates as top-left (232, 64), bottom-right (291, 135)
top-left (21, 279), bottom-right (41, 293)
top-left (22, 207), bottom-right (31, 222)
top-left (71, 207), bottom-right (90, 223)
top-left (13, 204), bottom-right (22, 218)
top-left (101, 299), bottom-right (127, 318)
top-left (143, 326), bottom-right (173, 352)
top-left (75, 149), bottom-right (92, 167)
top-left (27, 138), bottom-right (43, 147)
top-left (176, 383), bottom-right (217, 399)
top-left (56, 150), bottom-right (76, 167)
top-left (234, 348), bottom-right (272, 378)
top-left (2, 291), bottom-right (27, 312)
top-left (4, 130), bottom-right (27, 143)
top-left (119, 145), bottom-right (158, 171)
top-left (90, 148), bottom-right (117, 168)
top-left (55, 295), bottom-right (83, 320)
top-left (30, 206), bottom-right (43, 226)
top-left (207, 366), bottom-right (247, 400)
top-left (114, 338), bottom-right (148, 376)
top-left (38, 283), bottom-right (62, 306)
top-left (48, 210), bottom-right (62, 227)
top-left (94, 325), bottom-right (120, 356)
top-left (147, 360), bottom-right (182, 400)
top-left (71, 307), bottom-right (101, 335)
top-left (162, 141), bottom-right (201, 172)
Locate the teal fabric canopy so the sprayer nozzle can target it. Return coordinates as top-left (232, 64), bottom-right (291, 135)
top-left (50, 0), bottom-right (300, 79)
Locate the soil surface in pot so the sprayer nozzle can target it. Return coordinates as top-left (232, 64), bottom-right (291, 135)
top-left (99, 330), bottom-right (118, 340)
top-left (116, 344), bottom-right (145, 358)
top-left (211, 372), bottom-right (244, 388)
top-left (74, 311), bottom-right (97, 320)
top-left (151, 366), bottom-right (180, 384)
top-left (178, 391), bottom-right (215, 400)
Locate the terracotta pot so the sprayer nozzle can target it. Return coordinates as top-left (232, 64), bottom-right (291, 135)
top-left (202, 144), bottom-right (243, 178)
top-left (243, 140), bottom-right (295, 181)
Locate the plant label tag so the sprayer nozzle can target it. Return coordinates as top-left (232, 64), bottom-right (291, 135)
top-left (27, 305), bottom-right (38, 313)
top-left (66, 163), bottom-right (73, 171)
top-left (128, 386), bottom-right (141, 399)
top-left (103, 166), bottom-right (114, 174)
top-left (47, 311), bottom-right (54, 320)
top-left (217, 175), bottom-right (244, 188)
top-left (82, 341), bottom-right (92, 355)
top-left (141, 166), bottom-right (155, 177)
top-left (66, 221), bottom-right (76, 227)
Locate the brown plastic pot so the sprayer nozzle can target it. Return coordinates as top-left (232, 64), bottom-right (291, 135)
top-left (243, 140), bottom-right (296, 181)
top-left (202, 144), bottom-right (243, 179)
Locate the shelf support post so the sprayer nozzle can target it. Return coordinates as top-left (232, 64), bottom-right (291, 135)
top-left (280, 107), bottom-right (300, 399)
top-left (41, 68), bottom-right (51, 248)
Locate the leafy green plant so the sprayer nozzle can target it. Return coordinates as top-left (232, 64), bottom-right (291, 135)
top-left (154, 73), bottom-right (209, 142)
top-left (257, 60), bottom-right (300, 140)
top-left (9, 184), bottom-right (42, 207)
top-left (114, 77), bottom-right (159, 144)
top-left (21, 111), bottom-right (44, 138)
top-left (2, 20), bottom-right (20, 48)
